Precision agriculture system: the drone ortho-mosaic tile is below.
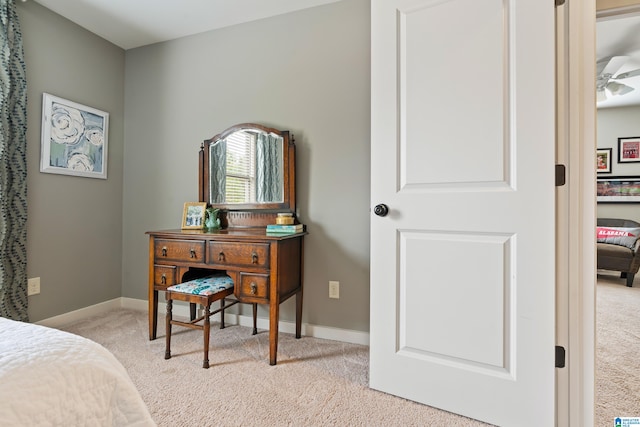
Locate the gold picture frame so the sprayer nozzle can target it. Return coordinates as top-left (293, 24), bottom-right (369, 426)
top-left (181, 202), bottom-right (207, 229)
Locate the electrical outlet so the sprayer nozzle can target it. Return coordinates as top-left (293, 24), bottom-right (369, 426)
top-left (27, 277), bottom-right (41, 296)
top-left (329, 281), bottom-right (339, 299)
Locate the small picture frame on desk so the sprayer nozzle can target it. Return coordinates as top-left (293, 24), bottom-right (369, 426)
top-left (181, 202), bottom-right (207, 229)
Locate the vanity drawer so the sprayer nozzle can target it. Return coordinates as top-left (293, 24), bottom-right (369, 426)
top-left (238, 273), bottom-right (270, 300)
top-left (154, 239), bottom-right (205, 264)
top-left (154, 265), bottom-right (176, 287)
top-left (208, 242), bottom-right (269, 268)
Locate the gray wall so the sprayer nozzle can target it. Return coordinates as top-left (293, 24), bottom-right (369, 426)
top-left (597, 106), bottom-right (640, 222)
top-left (18, 2), bottom-right (125, 322)
top-left (123, 0), bottom-right (371, 332)
top-left (17, 0), bottom-right (370, 331)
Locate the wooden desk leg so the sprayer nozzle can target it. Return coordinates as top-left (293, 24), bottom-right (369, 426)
top-left (190, 302), bottom-right (197, 321)
top-left (252, 303), bottom-right (258, 335)
top-left (164, 298), bottom-right (172, 359)
top-left (149, 289), bottom-right (158, 340)
top-left (296, 238), bottom-right (304, 340)
top-left (220, 298), bottom-right (226, 329)
top-left (295, 290), bottom-right (303, 339)
top-left (269, 300), bottom-right (279, 365)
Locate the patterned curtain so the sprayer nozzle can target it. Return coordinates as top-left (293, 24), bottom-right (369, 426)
top-left (256, 133), bottom-right (283, 202)
top-left (209, 140), bottom-right (226, 204)
top-left (0, 0), bottom-right (28, 321)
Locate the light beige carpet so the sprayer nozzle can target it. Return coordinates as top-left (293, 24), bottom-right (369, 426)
top-left (59, 277), bottom-right (636, 427)
top-left (62, 309), bottom-right (490, 427)
top-left (596, 272), bottom-right (640, 426)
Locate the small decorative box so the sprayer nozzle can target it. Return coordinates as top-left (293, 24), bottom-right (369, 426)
top-left (276, 212), bottom-right (295, 225)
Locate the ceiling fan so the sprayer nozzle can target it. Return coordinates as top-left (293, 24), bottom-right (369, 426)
top-left (596, 56), bottom-right (640, 102)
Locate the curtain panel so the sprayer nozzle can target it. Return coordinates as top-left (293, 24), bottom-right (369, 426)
top-left (209, 140), bottom-right (226, 204)
top-left (0, 0), bottom-right (28, 321)
top-left (256, 133), bottom-right (283, 202)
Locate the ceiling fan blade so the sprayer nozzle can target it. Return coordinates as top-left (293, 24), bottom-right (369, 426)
top-left (606, 81), bottom-right (635, 96)
top-left (614, 68), bottom-right (640, 80)
top-left (599, 56), bottom-right (629, 77)
top-left (596, 61), bottom-right (608, 77)
top-left (597, 89), bottom-right (608, 103)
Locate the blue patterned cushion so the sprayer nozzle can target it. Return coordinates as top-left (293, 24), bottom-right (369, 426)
top-left (168, 275), bottom-right (234, 296)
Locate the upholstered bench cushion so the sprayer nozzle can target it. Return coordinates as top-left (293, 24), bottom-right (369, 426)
top-left (167, 275), bottom-right (234, 296)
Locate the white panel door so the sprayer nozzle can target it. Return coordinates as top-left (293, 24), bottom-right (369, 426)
top-left (369, 0), bottom-right (556, 426)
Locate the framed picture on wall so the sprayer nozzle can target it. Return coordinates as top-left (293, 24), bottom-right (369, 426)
top-left (597, 148), bottom-right (612, 173)
top-left (618, 137), bottom-right (640, 163)
top-left (597, 176), bottom-right (640, 203)
top-left (40, 93), bottom-right (109, 179)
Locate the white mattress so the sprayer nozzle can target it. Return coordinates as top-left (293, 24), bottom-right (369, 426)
top-left (0, 317), bottom-right (155, 426)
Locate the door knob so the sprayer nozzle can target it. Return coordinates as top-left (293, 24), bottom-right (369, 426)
top-left (374, 204), bottom-right (389, 217)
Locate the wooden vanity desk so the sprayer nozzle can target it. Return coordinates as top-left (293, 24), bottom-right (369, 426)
top-left (146, 123), bottom-right (305, 366)
top-left (146, 227), bottom-right (305, 365)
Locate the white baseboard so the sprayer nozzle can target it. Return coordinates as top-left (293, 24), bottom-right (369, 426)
top-left (36, 298), bottom-right (122, 329)
top-left (37, 297), bottom-right (370, 346)
top-left (121, 297), bottom-right (148, 311)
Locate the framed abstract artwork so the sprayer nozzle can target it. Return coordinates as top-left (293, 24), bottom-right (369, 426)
top-left (40, 93), bottom-right (109, 179)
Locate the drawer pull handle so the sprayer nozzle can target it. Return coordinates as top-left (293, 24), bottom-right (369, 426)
top-left (251, 252), bottom-right (258, 264)
top-left (218, 252), bottom-right (225, 262)
top-left (161, 274), bottom-right (166, 285)
top-left (161, 247), bottom-right (167, 257)
top-left (250, 282), bottom-right (257, 295)
top-left (190, 249), bottom-right (196, 258)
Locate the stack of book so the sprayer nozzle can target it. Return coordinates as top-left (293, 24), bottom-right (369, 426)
top-left (266, 223), bottom-right (305, 235)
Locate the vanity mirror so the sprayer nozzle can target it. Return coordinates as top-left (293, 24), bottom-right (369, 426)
top-left (199, 123), bottom-right (295, 216)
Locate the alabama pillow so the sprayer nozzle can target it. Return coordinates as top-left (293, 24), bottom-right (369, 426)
top-left (596, 226), bottom-right (640, 249)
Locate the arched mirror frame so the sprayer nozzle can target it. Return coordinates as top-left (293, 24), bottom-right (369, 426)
top-left (199, 123), bottom-right (296, 227)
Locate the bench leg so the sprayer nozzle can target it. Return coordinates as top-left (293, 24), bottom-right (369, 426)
top-left (165, 299), bottom-right (172, 360)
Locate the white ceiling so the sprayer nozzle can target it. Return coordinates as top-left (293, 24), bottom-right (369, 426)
top-left (31, 0), bottom-right (341, 50)
top-left (28, 1), bottom-right (640, 109)
top-left (597, 12), bottom-right (640, 109)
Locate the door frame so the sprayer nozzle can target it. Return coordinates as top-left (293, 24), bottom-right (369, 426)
top-left (566, 2), bottom-right (640, 425)
top-left (562, 0), bottom-right (596, 425)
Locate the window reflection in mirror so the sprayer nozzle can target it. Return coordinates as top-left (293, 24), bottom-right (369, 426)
top-left (209, 130), bottom-right (284, 204)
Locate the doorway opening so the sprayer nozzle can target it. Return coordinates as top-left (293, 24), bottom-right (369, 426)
top-left (594, 5), bottom-right (640, 425)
